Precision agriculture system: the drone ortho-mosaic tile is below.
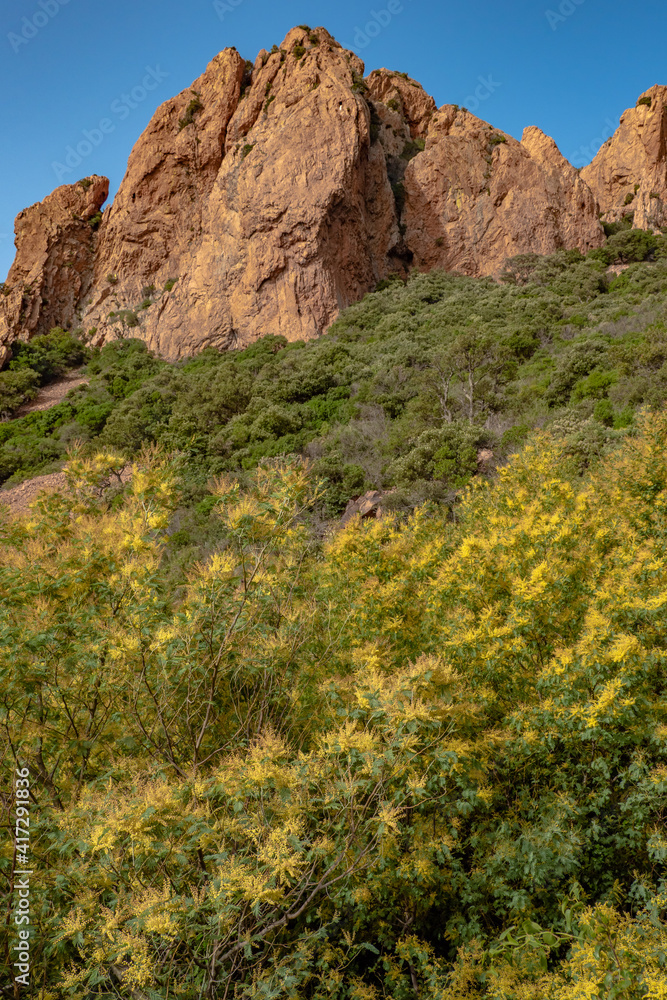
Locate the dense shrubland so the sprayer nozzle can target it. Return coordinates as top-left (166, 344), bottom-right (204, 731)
top-left (3, 231), bottom-right (667, 996)
top-left (2, 409), bottom-right (667, 996)
top-left (2, 230), bottom-right (667, 535)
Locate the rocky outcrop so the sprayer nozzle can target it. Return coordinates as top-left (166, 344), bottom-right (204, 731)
top-left (581, 86), bottom-right (667, 230)
top-left (341, 490), bottom-right (385, 524)
top-left (78, 27), bottom-right (402, 358)
top-left (4, 25), bottom-right (656, 366)
top-left (85, 48), bottom-right (246, 344)
top-left (134, 27), bottom-right (399, 357)
top-left (365, 69), bottom-right (436, 138)
top-left (0, 175), bottom-right (108, 365)
top-left (402, 109), bottom-right (604, 277)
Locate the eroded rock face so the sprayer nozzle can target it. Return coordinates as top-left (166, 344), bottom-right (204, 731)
top-left (365, 69), bottom-right (436, 138)
top-left (4, 25), bottom-right (654, 365)
top-left (581, 86), bottom-right (667, 230)
top-left (0, 176), bottom-right (108, 366)
top-left (83, 47), bottom-right (246, 344)
top-left (402, 109), bottom-right (604, 277)
top-left (138, 27), bottom-right (399, 357)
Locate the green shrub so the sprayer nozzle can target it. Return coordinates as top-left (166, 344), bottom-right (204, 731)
top-left (4, 247), bottom-right (667, 518)
top-left (605, 228), bottom-right (659, 263)
top-left (239, 61), bottom-right (253, 98)
top-left (368, 101), bottom-right (382, 143)
top-left (116, 310), bottom-right (139, 328)
top-left (374, 274), bottom-right (404, 292)
top-left (401, 138), bottom-right (426, 160)
top-left (488, 132), bottom-right (508, 147)
top-left (88, 211), bottom-right (103, 229)
top-left (624, 192), bottom-right (635, 205)
top-left (351, 71), bottom-right (368, 94)
top-left (388, 422), bottom-right (482, 487)
top-left (9, 327), bottom-right (88, 382)
top-left (637, 95), bottom-right (652, 107)
top-left (293, 44), bottom-right (306, 59)
top-left (106, 273), bottom-right (118, 285)
top-left (603, 215), bottom-right (634, 236)
top-left (545, 340), bottom-right (608, 407)
top-left (241, 143), bottom-right (255, 159)
top-left (163, 278), bottom-right (177, 292)
top-left (0, 369), bottom-right (40, 417)
top-left (593, 397), bottom-right (614, 426)
top-left (178, 91), bottom-right (203, 130)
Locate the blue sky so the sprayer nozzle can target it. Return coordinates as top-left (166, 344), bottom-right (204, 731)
top-left (1, 0), bottom-right (665, 280)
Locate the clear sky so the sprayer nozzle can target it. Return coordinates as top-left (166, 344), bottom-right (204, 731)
top-left (1, 0), bottom-right (665, 280)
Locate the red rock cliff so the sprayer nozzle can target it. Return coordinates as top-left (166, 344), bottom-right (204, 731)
top-left (581, 85), bottom-right (667, 231)
top-left (5, 26), bottom-right (648, 364)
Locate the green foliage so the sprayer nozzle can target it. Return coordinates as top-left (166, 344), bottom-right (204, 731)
top-left (351, 70), bottom-right (368, 94)
top-left (5, 415), bottom-right (667, 994)
top-left (488, 132), bottom-right (508, 146)
top-left (241, 142), bottom-right (255, 158)
top-left (589, 227), bottom-right (661, 265)
top-left (0, 368), bottom-right (40, 417)
top-left (0, 328), bottom-right (88, 420)
top-left (9, 327), bottom-right (88, 381)
top-left (637, 94), bottom-right (652, 107)
top-left (401, 137), bottom-right (426, 160)
top-left (292, 43), bottom-right (306, 59)
top-left (603, 214), bottom-right (634, 237)
top-left (239, 60), bottom-right (253, 97)
top-left (178, 90), bottom-right (203, 130)
top-left (115, 309), bottom-right (139, 328)
top-left (163, 277), bottom-right (177, 291)
top-left (4, 239), bottom-right (667, 523)
top-left (368, 100), bottom-right (382, 142)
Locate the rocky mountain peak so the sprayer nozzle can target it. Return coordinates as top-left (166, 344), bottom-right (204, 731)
top-left (581, 85), bottom-right (667, 229)
top-left (1, 28), bottom-right (663, 365)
